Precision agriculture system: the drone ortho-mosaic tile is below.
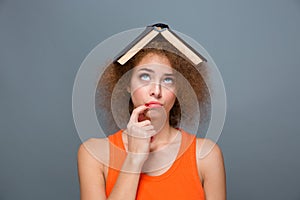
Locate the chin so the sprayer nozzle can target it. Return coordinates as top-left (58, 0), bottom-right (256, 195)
top-left (146, 108), bottom-right (167, 120)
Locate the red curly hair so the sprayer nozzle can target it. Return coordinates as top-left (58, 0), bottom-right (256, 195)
top-left (96, 35), bottom-right (211, 136)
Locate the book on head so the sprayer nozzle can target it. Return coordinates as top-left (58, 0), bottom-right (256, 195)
top-left (115, 23), bottom-right (207, 66)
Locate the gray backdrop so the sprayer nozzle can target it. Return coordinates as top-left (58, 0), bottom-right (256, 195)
top-left (1, 0), bottom-right (299, 199)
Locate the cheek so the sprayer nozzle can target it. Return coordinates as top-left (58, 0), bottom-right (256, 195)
top-left (164, 91), bottom-right (176, 108)
top-left (130, 87), bottom-right (146, 106)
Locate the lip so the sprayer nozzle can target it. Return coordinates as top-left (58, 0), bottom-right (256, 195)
top-left (145, 101), bottom-right (163, 108)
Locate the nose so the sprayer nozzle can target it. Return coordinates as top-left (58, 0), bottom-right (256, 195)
top-left (149, 82), bottom-right (162, 98)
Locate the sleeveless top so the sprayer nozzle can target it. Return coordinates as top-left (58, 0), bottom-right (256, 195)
top-left (105, 130), bottom-right (206, 200)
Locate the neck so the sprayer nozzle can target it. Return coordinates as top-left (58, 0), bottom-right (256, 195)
top-left (149, 118), bottom-right (179, 151)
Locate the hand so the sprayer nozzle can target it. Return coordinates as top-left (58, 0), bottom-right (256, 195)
top-left (125, 105), bottom-right (155, 163)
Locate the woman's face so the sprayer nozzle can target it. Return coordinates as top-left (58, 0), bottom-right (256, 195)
top-left (129, 53), bottom-right (177, 120)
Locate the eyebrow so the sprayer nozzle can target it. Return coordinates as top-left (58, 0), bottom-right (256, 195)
top-left (138, 68), bottom-right (154, 73)
top-left (138, 68), bottom-right (174, 76)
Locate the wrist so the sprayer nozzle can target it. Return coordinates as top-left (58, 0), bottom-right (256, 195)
top-left (121, 153), bottom-right (148, 173)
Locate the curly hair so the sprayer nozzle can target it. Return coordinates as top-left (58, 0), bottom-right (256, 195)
top-left (96, 35), bottom-right (211, 136)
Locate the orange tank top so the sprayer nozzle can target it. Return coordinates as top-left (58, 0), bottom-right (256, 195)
top-left (105, 130), bottom-right (206, 200)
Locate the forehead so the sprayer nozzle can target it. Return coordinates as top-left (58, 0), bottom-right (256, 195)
top-left (133, 53), bottom-right (173, 74)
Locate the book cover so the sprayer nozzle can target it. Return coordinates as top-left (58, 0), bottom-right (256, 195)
top-left (114, 23), bottom-right (207, 66)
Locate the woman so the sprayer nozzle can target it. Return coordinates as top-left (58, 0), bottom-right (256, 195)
top-left (77, 34), bottom-right (226, 199)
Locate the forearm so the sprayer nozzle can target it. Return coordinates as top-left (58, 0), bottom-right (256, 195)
top-left (107, 155), bottom-right (145, 200)
top-left (107, 106), bottom-right (152, 200)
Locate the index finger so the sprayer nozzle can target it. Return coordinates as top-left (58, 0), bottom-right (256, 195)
top-left (129, 105), bottom-right (149, 123)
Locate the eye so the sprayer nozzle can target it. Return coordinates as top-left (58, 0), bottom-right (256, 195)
top-left (163, 77), bottom-right (174, 84)
top-left (140, 73), bottom-right (150, 81)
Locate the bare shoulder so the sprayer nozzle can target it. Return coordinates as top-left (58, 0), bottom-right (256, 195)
top-left (195, 138), bottom-right (225, 180)
top-left (196, 138), bottom-right (226, 199)
top-left (196, 138), bottom-right (224, 162)
top-left (77, 137), bottom-right (110, 168)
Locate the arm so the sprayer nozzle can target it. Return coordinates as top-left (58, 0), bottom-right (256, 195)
top-left (78, 142), bottom-right (107, 200)
top-left (197, 139), bottom-right (226, 200)
top-left (107, 155), bottom-right (145, 200)
top-left (78, 141), bottom-right (147, 200)
top-left (78, 105), bottom-right (154, 200)
top-left (109, 105), bottom-right (154, 199)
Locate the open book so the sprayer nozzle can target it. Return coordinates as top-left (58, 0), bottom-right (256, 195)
top-left (115, 23), bottom-right (207, 66)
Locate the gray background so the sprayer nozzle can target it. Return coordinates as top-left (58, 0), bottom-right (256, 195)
top-left (0, 0), bottom-right (299, 199)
